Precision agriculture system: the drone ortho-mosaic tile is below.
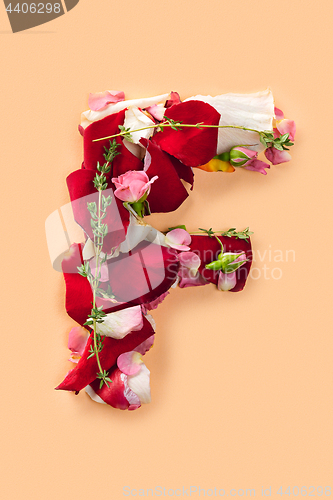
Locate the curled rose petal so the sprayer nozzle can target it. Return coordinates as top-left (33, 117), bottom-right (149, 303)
top-left (165, 91), bottom-right (181, 108)
top-left (152, 100), bottom-right (220, 167)
top-left (165, 228), bottom-right (191, 251)
top-left (88, 90), bottom-right (125, 111)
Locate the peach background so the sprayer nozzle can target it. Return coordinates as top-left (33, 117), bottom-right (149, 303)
top-left (1, 1), bottom-right (332, 498)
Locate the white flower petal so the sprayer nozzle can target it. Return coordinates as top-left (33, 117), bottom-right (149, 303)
top-left (82, 238), bottom-right (95, 261)
top-left (127, 364), bottom-right (151, 404)
top-left (119, 215), bottom-right (153, 253)
top-left (85, 385), bottom-right (106, 404)
top-left (186, 89), bottom-right (274, 154)
top-left (81, 93), bottom-right (169, 129)
top-left (123, 107), bottom-right (156, 144)
top-left (96, 305), bottom-right (143, 339)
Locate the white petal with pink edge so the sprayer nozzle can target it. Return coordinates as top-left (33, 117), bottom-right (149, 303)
top-left (127, 364), bottom-right (151, 404)
top-left (85, 385), bottom-right (106, 405)
top-left (218, 271), bottom-right (237, 291)
top-left (185, 89), bottom-right (274, 154)
top-left (123, 107), bottom-right (156, 144)
top-left (95, 305), bottom-right (143, 339)
top-left (81, 93), bottom-right (169, 129)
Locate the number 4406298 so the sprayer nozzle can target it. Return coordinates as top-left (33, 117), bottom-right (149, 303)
top-left (6, 3), bottom-right (61, 14)
top-left (277, 486), bottom-right (331, 496)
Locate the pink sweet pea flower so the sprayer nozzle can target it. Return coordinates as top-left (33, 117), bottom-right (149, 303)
top-left (88, 90), bottom-right (125, 111)
top-left (178, 251), bottom-right (208, 288)
top-left (165, 228), bottom-right (191, 251)
top-left (244, 159), bottom-right (270, 175)
top-left (112, 171), bottom-right (158, 203)
top-left (265, 148), bottom-right (292, 165)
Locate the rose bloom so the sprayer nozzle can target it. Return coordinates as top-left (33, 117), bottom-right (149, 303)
top-left (112, 170), bottom-right (158, 203)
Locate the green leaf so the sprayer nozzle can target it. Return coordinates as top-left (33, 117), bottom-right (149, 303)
top-left (205, 260), bottom-right (223, 271)
top-left (168, 225), bottom-right (187, 231)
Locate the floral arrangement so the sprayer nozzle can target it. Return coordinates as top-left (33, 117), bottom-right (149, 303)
top-left (46, 89), bottom-right (295, 411)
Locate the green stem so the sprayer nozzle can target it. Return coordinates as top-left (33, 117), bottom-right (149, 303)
top-left (92, 188), bottom-right (104, 377)
top-left (92, 123), bottom-right (265, 143)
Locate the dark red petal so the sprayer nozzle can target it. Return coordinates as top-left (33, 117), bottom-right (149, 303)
top-left (152, 101), bottom-right (220, 167)
top-left (56, 316), bottom-right (154, 393)
top-left (83, 111), bottom-right (126, 170)
top-left (140, 139), bottom-right (189, 213)
top-left (90, 366), bottom-right (130, 410)
top-left (189, 235), bottom-right (252, 292)
top-left (62, 243), bottom-right (131, 326)
top-left (66, 169), bottom-right (129, 250)
top-left (169, 155), bottom-right (194, 189)
top-left (107, 241), bottom-right (179, 304)
top-left (112, 141), bottom-right (143, 177)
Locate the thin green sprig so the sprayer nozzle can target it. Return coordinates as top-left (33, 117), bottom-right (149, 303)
top-left (77, 141), bottom-right (119, 388)
top-left (197, 227), bottom-right (253, 243)
top-left (92, 119), bottom-right (267, 143)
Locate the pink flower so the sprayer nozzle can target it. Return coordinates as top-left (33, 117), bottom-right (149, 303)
top-left (165, 228), bottom-right (191, 251)
top-left (265, 148), bottom-right (292, 165)
top-left (243, 159), bottom-right (270, 175)
top-left (112, 171), bottom-right (158, 203)
top-left (178, 251), bottom-right (208, 288)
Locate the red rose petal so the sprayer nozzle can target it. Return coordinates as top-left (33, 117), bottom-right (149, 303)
top-left (107, 240), bottom-right (179, 304)
top-left (66, 169), bottom-right (129, 251)
top-left (140, 139), bottom-right (189, 213)
top-left (90, 366), bottom-right (130, 410)
top-left (152, 101), bottom-right (220, 167)
top-left (56, 316), bottom-right (154, 393)
top-left (83, 111), bottom-right (126, 170)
